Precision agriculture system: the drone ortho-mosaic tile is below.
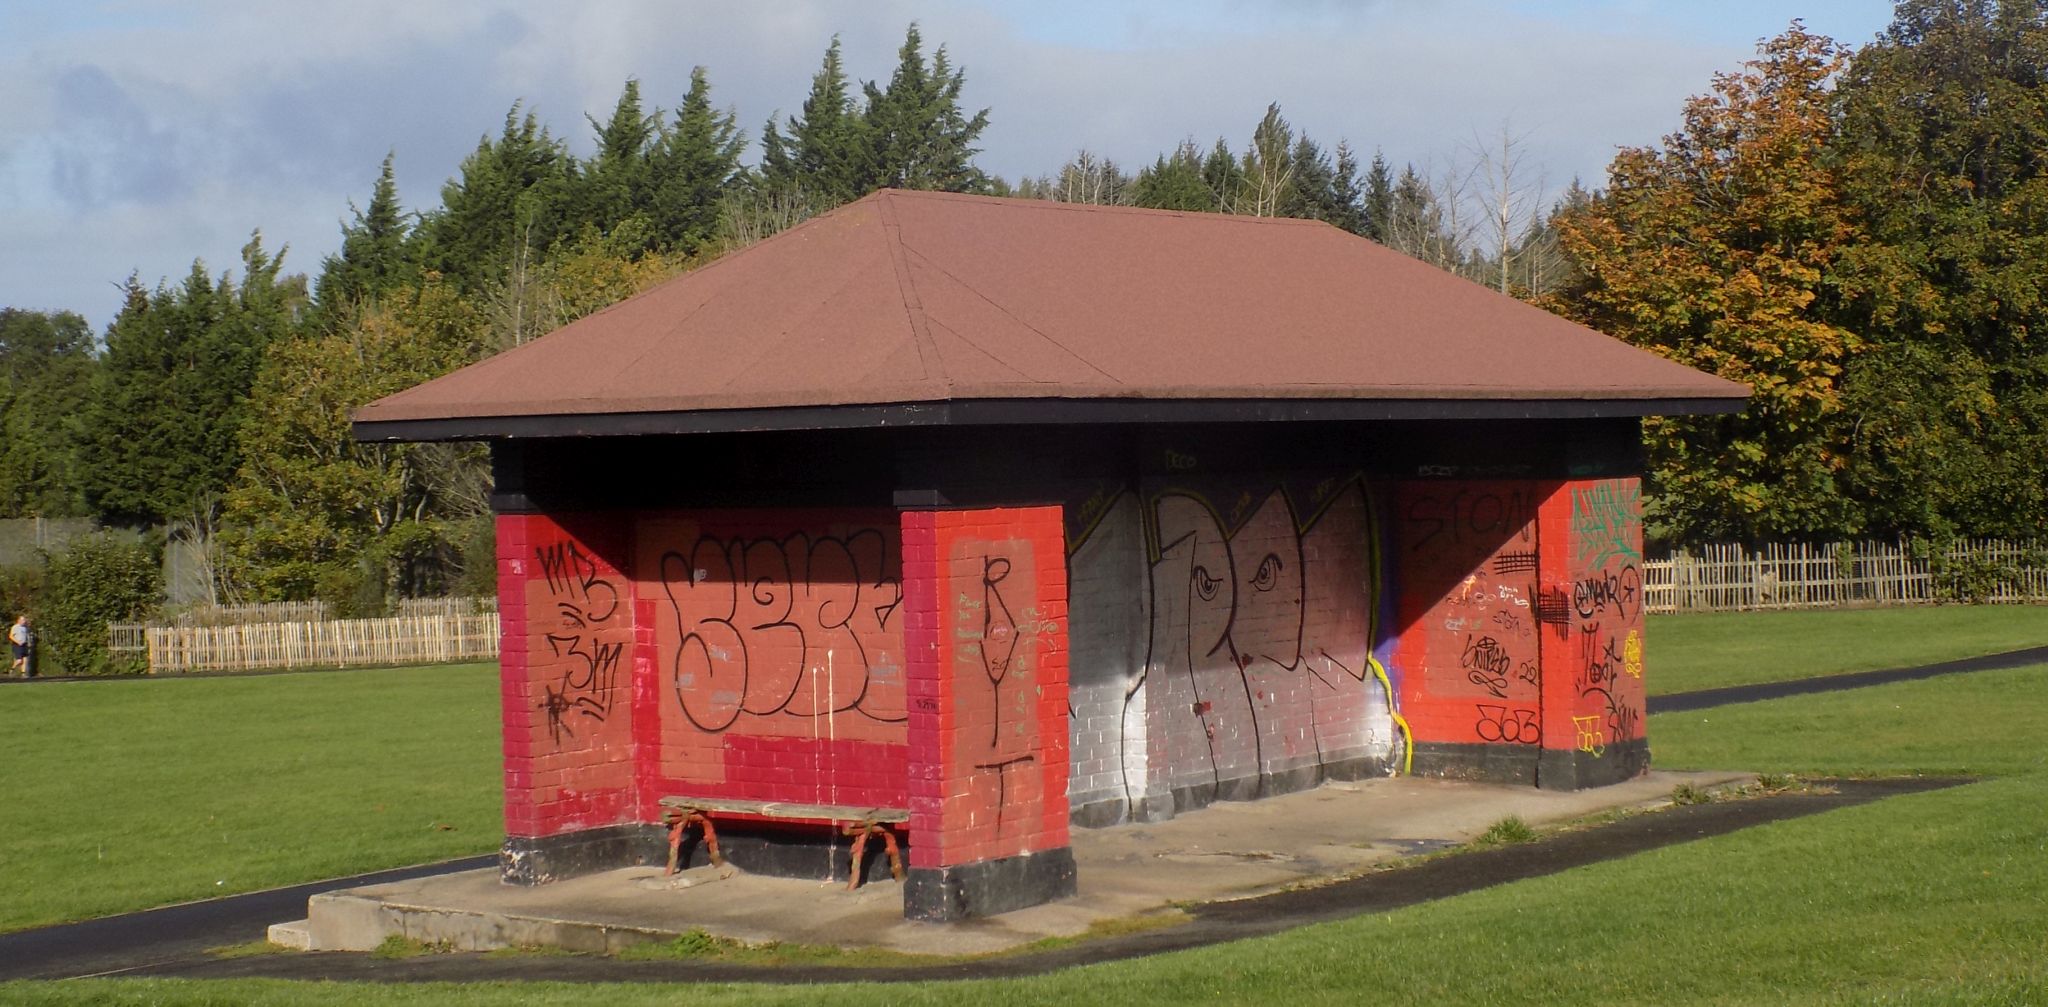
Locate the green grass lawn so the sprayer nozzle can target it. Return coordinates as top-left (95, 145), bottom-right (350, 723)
top-left (12, 689), bottom-right (2048, 1004)
top-left (1647, 604), bottom-right (2048, 695)
top-left (0, 664), bottom-right (501, 933)
top-left (5, 612), bottom-right (2048, 1004)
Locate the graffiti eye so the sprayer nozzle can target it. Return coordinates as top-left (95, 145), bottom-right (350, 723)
top-left (1251, 554), bottom-right (1283, 592)
top-left (1192, 566), bottom-right (1221, 602)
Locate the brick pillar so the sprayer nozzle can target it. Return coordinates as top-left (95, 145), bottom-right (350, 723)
top-left (900, 506), bottom-right (1077, 921)
top-left (495, 512), bottom-right (646, 883)
top-left (1534, 478), bottom-right (1649, 789)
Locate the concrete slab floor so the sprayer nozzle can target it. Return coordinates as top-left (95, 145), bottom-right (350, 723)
top-left (297, 769), bottom-right (1752, 958)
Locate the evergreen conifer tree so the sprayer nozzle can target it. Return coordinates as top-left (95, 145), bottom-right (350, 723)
top-left (862, 24), bottom-right (992, 193)
top-left (313, 152), bottom-right (414, 321)
top-left (761, 35), bottom-right (869, 204)
top-left (647, 66), bottom-right (747, 255)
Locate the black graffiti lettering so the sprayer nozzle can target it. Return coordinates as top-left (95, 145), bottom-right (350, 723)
top-left (1493, 551), bottom-right (1539, 575)
top-left (1460, 633), bottom-right (1512, 698)
top-left (662, 530), bottom-right (903, 733)
top-left (534, 541), bottom-right (625, 745)
top-left (1571, 565), bottom-right (1641, 619)
top-left (1474, 704), bottom-right (1541, 745)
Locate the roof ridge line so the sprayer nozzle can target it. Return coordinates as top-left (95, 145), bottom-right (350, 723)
top-left (874, 187), bottom-right (1336, 227)
top-left (876, 193), bottom-right (947, 388)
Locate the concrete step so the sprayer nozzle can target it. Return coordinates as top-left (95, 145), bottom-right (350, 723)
top-left (266, 919), bottom-right (312, 950)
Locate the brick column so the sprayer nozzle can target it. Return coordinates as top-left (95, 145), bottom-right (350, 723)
top-left (1534, 478), bottom-right (1649, 789)
top-left (495, 512), bottom-right (645, 883)
top-left (900, 506), bottom-right (1077, 921)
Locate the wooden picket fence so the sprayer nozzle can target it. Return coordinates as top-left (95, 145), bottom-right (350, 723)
top-left (140, 613), bottom-right (500, 673)
top-left (1642, 539), bottom-right (2048, 613)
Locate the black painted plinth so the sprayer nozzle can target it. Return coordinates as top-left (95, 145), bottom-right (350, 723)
top-left (1536, 738), bottom-right (1651, 791)
top-left (1410, 742), bottom-right (1542, 786)
top-left (903, 846), bottom-right (1078, 922)
top-left (500, 824), bottom-right (665, 885)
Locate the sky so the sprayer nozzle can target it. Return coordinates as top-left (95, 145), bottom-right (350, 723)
top-left (0, 0), bottom-right (1897, 333)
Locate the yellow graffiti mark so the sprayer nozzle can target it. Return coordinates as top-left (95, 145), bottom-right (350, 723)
top-left (1572, 715), bottom-right (1606, 757)
top-left (1623, 629), bottom-right (1643, 679)
top-left (1370, 655), bottom-right (1415, 776)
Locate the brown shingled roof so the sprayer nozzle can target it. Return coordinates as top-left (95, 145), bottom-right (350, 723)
top-left (354, 189), bottom-right (1746, 440)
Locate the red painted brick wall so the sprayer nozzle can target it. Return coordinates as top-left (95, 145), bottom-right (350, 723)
top-left (1391, 482), bottom-right (1549, 750)
top-left (1537, 478), bottom-right (1647, 762)
top-left (497, 513), bottom-right (639, 839)
top-left (904, 507), bottom-right (1071, 870)
top-left (631, 512), bottom-right (908, 815)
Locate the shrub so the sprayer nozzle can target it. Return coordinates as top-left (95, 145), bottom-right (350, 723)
top-left (40, 533), bottom-right (161, 675)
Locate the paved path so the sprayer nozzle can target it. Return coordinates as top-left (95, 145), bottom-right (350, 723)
top-left (1648, 645), bottom-right (2048, 713)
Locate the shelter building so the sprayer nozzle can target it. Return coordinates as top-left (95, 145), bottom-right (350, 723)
top-left (355, 189), bottom-right (1747, 920)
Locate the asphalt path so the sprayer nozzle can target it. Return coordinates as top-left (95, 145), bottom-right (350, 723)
top-left (0, 856), bottom-right (494, 982)
top-left (1647, 644), bottom-right (2048, 713)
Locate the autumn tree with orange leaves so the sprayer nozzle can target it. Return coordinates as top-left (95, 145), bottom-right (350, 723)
top-left (1549, 25), bottom-right (1864, 544)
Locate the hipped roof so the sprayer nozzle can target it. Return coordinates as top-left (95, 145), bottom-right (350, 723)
top-left (354, 189), bottom-right (1747, 441)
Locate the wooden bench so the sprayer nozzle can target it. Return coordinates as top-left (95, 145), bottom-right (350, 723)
top-left (659, 797), bottom-right (909, 891)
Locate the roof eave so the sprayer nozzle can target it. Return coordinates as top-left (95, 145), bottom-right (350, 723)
top-left (351, 394), bottom-right (1749, 443)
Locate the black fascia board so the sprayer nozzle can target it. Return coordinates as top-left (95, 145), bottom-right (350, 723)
top-left (351, 395), bottom-right (1748, 444)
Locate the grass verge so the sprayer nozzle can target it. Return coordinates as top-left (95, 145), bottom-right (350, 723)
top-left (0, 663), bottom-right (501, 932)
top-left (1646, 604), bottom-right (2048, 694)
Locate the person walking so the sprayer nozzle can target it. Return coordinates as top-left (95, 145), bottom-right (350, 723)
top-left (9, 614), bottom-right (31, 678)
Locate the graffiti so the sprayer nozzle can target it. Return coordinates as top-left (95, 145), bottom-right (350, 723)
top-left (1534, 587), bottom-right (1574, 640)
top-left (1571, 482), bottom-right (1641, 569)
top-left (1475, 705), bottom-right (1541, 744)
top-left (973, 754), bottom-right (1037, 836)
top-left (1491, 609), bottom-right (1528, 636)
top-left (1090, 475), bottom-right (1396, 810)
top-left (1460, 634), bottom-right (1512, 698)
top-left (1580, 686), bottom-right (1640, 747)
top-left (533, 541), bottom-right (626, 744)
top-left (1571, 714), bottom-right (1606, 756)
top-left (658, 530), bottom-right (903, 733)
top-left (1394, 480), bottom-right (1542, 753)
top-left (1623, 629), bottom-right (1643, 678)
top-left (1164, 449), bottom-right (1198, 471)
top-left (956, 554), bottom-right (1057, 746)
top-left (1571, 565), bottom-right (1641, 619)
top-left (1402, 487), bottom-right (1535, 555)
top-left (1575, 623), bottom-right (1628, 691)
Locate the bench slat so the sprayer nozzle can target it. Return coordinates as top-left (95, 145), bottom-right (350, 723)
top-left (660, 796), bottom-right (908, 823)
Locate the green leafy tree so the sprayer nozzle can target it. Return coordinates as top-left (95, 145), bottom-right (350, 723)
top-left (0, 309), bottom-right (96, 516)
top-left (38, 533), bottom-right (160, 675)
top-left (222, 277), bottom-right (489, 606)
top-left (1831, 0), bottom-right (2048, 539)
top-left (1551, 25), bottom-right (1861, 543)
top-left (79, 236), bottom-right (307, 528)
